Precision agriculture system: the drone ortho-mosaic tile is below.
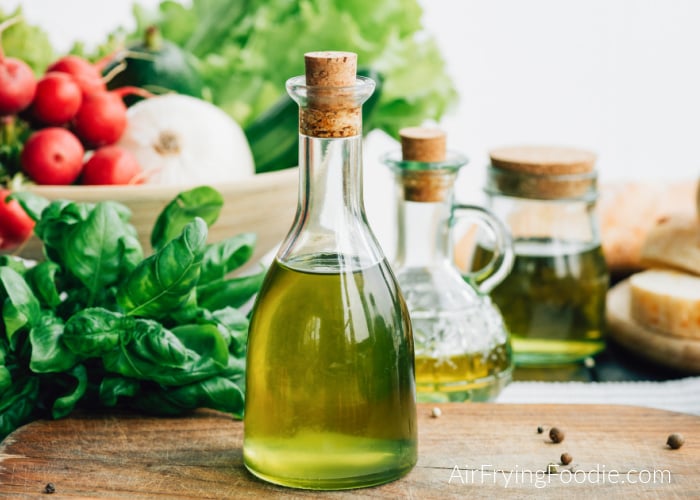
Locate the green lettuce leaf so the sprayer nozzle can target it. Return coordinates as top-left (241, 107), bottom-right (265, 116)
top-left (129, 0), bottom-right (457, 134)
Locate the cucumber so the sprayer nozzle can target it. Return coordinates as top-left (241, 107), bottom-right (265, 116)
top-left (245, 68), bottom-right (384, 174)
top-left (104, 26), bottom-right (204, 105)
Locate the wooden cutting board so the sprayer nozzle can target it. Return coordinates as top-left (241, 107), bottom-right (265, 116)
top-left (1, 403), bottom-right (698, 498)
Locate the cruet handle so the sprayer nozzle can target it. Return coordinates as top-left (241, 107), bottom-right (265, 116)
top-left (451, 204), bottom-right (514, 295)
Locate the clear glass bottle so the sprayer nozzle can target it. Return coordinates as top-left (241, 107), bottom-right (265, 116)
top-left (243, 52), bottom-right (417, 490)
top-left (383, 127), bottom-right (515, 403)
top-left (475, 145), bottom-right (609, 366)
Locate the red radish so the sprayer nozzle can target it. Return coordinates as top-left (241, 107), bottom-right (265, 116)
top-left (0, 18), bottom-right (37, 116)
top-left (30, 72), bottom-right (82, 125)
top-left (73, 86), bottom-right (152, 147)
top-left (46, 54), bottom-right (107, 96)
top-left (0, 189), bottom-right (35, 249)
top-left (21, 128), bottom-right (85, 185)
top-left (80, 146), bottom-right (142, 185)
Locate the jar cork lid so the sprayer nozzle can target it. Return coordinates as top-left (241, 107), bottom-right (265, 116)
top-left (487, 145), bottom-right (598, 199)
top-left (489, 145), bottom-right (596, 175)
top-left (395, 127), bottom-right (458, 203)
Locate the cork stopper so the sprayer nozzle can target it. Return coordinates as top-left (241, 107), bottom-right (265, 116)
top-left (488, 145), bottom-right (597, 199)
top-left (304, 51), bottom-right (357, 87)
top-left (300, 51), bottom-right (361, 138)
top-left (398, 127), bottom-right (453, 203)
top-left (400, 127), bottom-right (447, 162)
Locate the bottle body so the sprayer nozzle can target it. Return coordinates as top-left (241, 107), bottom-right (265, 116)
top-left (244, 65), bottom-right (417, 490)
top-left (480, 149), bottom-right (609, 366)
top-left (244, 254), bottom-right (417, 489)
top-left (385, 145), bottom-right (514, 403)
top-left (399, 264), bottom-right (512, 402)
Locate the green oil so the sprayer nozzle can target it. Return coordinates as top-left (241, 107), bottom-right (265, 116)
top-left (471, 239), bottom-right (609, 366)
top-left (243, 254), bottom-right (417, 490)
top-left (415, 342), bottom-right (512, 402)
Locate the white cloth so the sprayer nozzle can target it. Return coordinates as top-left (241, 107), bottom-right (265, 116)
top-left (496, 376), bottom-right (700, 415)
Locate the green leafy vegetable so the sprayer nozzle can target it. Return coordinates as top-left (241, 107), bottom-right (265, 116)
top-left (29, 314), bottom-right (78, 373)
top-left (0, 185), bottom-right (259, 441)
top-left (117, 218), bottom-right (207, 318)
top-left (150, 185), bottom-right (223, 251)
top-left (0, 7), bottom-right (55, 75)
top-left (199, 233), bottom-right (256, 284)
top-left (0, 267), bottom-right (40, 350)
top-left (112, 0), bottom-right (456, 157)
top-left (51, 364), bottom-right (88, 419)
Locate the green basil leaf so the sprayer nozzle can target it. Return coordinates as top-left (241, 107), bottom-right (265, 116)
top-left (24, 261), bottom-right (62, 309)
top-left (151, 186), bottom-right (223, 251)
top-left (197, 266), bottom-right (265, 311)
top-left (199, 233), bottom-right (256, 284)
top-left (132, 375), bottom-right (245, 418)
top-left (117, 218), bottom-right (207, 318)
top-left (170, 324), bottom-right (229, 366)
top-left (29, 314), bottom-right (79, 373)
top-left (0, 376), bottom-right (39, 441)
top-left (0, 267), bottom-right (40, 350)
top-left (0, 255), bottom-right (31, 275)
top-left (101, 315), bottom-right (227, 386)
top-left (33, 200), bottom-right (91, 261)
top-left (7, 191), bottom-right (50, 222)
top-left (63, 307), bottom-right (124, 358)
top-left (210, 307), bottom-right (248, 357)
top-left (99, 377), bottom-right (140, 407)
top-left (0, 366), bottom-right (10, 394)
top-left (51, 364), bottom-right (88, 419)
top-left (58, 202), bottom-right (143, 303)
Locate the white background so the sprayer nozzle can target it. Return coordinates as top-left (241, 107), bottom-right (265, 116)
top-left (6, 0), bottom-right (700, 246)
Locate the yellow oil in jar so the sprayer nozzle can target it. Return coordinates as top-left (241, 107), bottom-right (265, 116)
top-left (243, 255), bottom-right (417, 490)
top-left (471, 239), bottom-right (608, 365)
top-left (415, 342), bottom-right (512, 402)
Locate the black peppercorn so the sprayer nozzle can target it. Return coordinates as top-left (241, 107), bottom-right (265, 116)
top-left (549, 427), bottom-right (565, 443)
top-left (560, 452), bottom-right (573, 465)
top-left (667, 433), bottom-right (685, 450)
top-left (537, 426), bottom-right (544, 434)
top-left (44, 483), bottom-right (55, 494)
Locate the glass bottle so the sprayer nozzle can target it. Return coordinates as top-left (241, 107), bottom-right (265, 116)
top-left (383, 127), bottom-right (515, 403)
top-left (475, 145), bottom-right (609, 366)
top-left (243, 52), bottom-right (417, 490)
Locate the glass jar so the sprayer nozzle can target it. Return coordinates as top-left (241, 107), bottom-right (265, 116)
top-left (384, 127), bottom-right (515, 402)
top-left (476, 145), bottom-right (609, 366)
top-left (243, 52), bottom-right (417, 490)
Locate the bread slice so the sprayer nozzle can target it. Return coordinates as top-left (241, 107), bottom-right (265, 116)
top-left (629, 269), bottom-right (700, 339)
top-left (598, 180), bottom-right (697, 273)
top-left (640, 215), bottom-right (700, 276)
top-left (607, 280), bottom-right (700, 373)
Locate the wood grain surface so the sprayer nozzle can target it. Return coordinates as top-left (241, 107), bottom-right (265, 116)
top-left (0, 403), bottom-right (698, 498)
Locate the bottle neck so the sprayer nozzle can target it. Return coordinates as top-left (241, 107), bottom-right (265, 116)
top-left (394, 175), bottom-right (455, 268)
top-left (302, 133), bottom-right (364, 224)
top-left (279, 133), bottom-right (382, 269)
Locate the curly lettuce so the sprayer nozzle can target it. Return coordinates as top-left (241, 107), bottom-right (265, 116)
top-left (128, 0), bottom-right (458, 136)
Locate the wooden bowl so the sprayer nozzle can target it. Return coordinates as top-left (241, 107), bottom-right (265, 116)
top-left (17, 168), bottom-right (299, 266)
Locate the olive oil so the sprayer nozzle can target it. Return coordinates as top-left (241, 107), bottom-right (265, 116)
top-left (472, 238), bottom-right (608, 365)
top-left (244, 255), bottom-right (417, 490)
top-left (415, 341), bottom-right (511, 402)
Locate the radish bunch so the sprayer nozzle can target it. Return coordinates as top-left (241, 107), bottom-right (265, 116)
top-left (20, 54), bottom-right (145, 186)
top-left (1, 31), bottom-right (144, 188)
